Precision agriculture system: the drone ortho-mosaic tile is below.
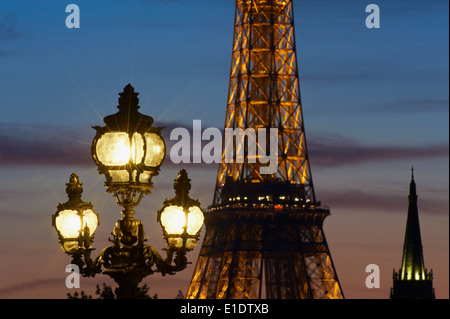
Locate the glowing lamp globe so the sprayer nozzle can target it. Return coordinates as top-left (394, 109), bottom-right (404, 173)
top-left (158, 170), bottom-right (204, 251)
top-left (52, 174), bottom-right (99, 253)
top-left (92, 84), bottom-right (166, 194)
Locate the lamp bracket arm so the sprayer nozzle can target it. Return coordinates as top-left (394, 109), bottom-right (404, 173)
top-left (142, 246), bottom-right (188, 276)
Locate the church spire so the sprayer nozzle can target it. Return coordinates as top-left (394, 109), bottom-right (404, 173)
top-left (400, 167), bottom-right (425, 281)
top-left (391, 169), bottom-right (435, 299)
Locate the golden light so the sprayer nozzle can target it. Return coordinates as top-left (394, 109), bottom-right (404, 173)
top-left (160, 205), bottom-right (204, 236)
top-left (55, 210), bottom-right (81, 238)
top-left (95, 132), bottom-right (131, 166)
top-left (95, 132), bottom-right (165, 168)
top-left (160, 206), bottom-right (185, 235)
top-left (144, 132), bottom-right (166, 167)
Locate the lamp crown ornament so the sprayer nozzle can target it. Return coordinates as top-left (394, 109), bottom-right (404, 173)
top-left (118, 83), bottom-right (140, 110)
top-left (174, 169), bottom-right (190, 190)
top-left (101, 83), bottom-right (155, 133)
top-left (163, 169), bottom-right (201, 210)
top-left (173, 169), bottom-right (193, 202)
top-left (65, 173), bottom-right (84, 201)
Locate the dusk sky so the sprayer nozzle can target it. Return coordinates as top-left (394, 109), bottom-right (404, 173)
top-left (0, 0), bottom-right (448, 299)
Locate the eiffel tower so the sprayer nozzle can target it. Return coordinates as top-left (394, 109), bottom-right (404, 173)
top-left (187, 0), bottom-right (344, 299)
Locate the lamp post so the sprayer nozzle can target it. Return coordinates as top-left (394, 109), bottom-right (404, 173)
top-left (52, 84), bottom-right (204, 299)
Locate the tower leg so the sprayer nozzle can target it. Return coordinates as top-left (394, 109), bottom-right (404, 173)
top-left (187, 211), bottom-right (344, 299)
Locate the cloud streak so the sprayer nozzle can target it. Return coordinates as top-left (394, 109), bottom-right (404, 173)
top-left (0, 277), bottom-right (63, 297)
top-left (319, 188), bottom-right (449, 216)
top-left (0, 123), bottom-right (92, 167)
top-left (307, 134), bottom-right (449, 167)
top-left (0, 12), bottom-right (23, 41)
top-left (365, 99), bottom-right (450, 114)
top-left (0, 123), bottom-right (447, 168)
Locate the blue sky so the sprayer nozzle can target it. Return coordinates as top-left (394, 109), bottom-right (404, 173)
top-left (0, 0), bottom-right (448, 299)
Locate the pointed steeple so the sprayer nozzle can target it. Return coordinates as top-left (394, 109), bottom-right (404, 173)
top-left (400, 167), bottom-right (426, 281)
top-left (391, 169), bottom-right (435, 299)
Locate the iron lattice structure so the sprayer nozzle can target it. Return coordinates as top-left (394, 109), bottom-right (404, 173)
top-left (187, 0), bottom-right (344, 299)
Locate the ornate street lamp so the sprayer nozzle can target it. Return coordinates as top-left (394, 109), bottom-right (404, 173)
top-left (52, 173), bottom-right (99, 255)
top-left (51, 84), bottom-right (204, 298)
top-left (159, 169), bottom-right (204, 251)
top-left (92, 83), bottom-right (165, 196)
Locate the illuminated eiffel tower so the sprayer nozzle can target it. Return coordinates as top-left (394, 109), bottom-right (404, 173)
top-left (187, 0), bottom-right (344, 299)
